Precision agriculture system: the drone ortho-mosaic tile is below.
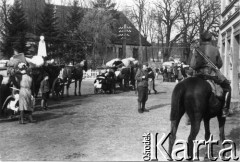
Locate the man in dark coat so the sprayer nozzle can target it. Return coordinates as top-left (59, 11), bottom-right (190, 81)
top-left (190, 31), bottom-right (231, 117)
top-left (135, 63), bottom-right (149, 113)
top-left (146, 64), bottom-right (157, 94)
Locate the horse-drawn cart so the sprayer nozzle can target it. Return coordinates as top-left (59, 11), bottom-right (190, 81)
top-left (0, 64), bottom-right (64, 119)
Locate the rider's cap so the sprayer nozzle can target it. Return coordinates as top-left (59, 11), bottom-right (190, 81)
top-left (200, 31), bottom-right (212, 42)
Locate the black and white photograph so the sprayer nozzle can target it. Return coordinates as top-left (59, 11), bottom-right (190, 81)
top-left (0, 0), bottom-right (239, 161)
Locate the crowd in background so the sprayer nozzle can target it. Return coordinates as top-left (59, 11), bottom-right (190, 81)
top-left (156, 63), bottom-right (188, 82)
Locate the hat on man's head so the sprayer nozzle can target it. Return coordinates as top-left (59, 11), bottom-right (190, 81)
top-left (200, 31), bottom-right (212, 42)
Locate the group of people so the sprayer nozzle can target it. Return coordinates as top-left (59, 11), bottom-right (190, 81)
top-left (161, 63), bottom-right (187, 82)
top-left (4, 47), bottom-right (51, 124)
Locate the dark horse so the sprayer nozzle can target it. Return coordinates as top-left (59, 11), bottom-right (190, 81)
top-left (30, 64), bottom-right (63, 98)
top-left (115, 67), bottom-right (131, 89)
top-left (168, 77), bottom-right (226, 160)
top-left (61, 60), bottom-right (87, 97)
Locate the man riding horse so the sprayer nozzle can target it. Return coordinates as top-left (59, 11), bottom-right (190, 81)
top-left (190, 31), bottom-right (231, 117)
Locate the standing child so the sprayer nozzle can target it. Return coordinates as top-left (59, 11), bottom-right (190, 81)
top-left (40, 74), bottom-right (50, 111)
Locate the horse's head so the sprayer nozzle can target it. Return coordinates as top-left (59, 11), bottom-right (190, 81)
top-left (80, 60), bottom-right (88, 72)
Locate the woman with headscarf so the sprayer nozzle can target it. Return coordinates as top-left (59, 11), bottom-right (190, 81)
top-left (18, 63), bottom-right (35, 124)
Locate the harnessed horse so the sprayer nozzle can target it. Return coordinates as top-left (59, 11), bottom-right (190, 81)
top-left (60, 60), bottom-right (87, 97)
top-left (30, 65), bottom-right (63, 98)
top-left (168, 76), bottom-right (226, 160)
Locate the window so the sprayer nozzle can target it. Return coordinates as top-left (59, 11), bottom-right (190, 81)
top-left (133, 48), bottom-right (138, 59)
top-left (119, 47), bottom-right (123, 59)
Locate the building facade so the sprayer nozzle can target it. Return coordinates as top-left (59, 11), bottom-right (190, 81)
top-left (219, 0), bottom-right (240, 100)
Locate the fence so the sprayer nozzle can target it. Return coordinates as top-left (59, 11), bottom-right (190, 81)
top-left (83, 70), bottom-right (100, 79)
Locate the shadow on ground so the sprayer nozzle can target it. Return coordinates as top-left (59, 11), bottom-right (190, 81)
top-left (198, 110), bottom-right (240, 159)
top-left (148, 103), bottom-right (170, 110)
top-left (226, 110), bottom-right (240, 151)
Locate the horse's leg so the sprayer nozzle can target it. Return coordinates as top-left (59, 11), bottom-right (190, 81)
top-left (168, 118), bottom-right (182, 160)
top-left (217, 115), bottom-right (227, 158)
top-left (217, 115), bottom-right (226, 142)
top-left (78, 80), bottom-right (82, 96)
top-left (74, 80), bottom-right (77, 96)
top-left (188, 119), bottom-right (201, 160)
top-left (168, 106), bottom-right (185, 160)
top-left (67, 80), bottom-right (70, 97)
top-left (203, 118), bottom-right (211, 160)
top-left (62, 83), bottom-right (65, 98)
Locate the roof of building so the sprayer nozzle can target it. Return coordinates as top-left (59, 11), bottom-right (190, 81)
top-left (110, 11), bottom-right (151, 46)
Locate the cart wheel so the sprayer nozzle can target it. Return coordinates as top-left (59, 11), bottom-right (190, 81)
top-left (52, 78), bottom-right (64, 99)
top-left (2, 95), bottom-right (15, 118)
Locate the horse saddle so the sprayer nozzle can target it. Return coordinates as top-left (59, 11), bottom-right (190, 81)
top-left (206, 80), bottom-right (224, 98)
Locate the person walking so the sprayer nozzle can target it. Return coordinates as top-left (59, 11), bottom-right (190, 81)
top-left (180, 63), bottom-right (188, 79)
top-left (146, 64), bottom-right (157, 94)
top-left (155, 67), bottom-right (160, 79)
top-left (163, 66), bottom-right (168, 82)
top-left (40, 74), bottom-right (50, 111)
top-left (135, 63), bottom-right (149, 113)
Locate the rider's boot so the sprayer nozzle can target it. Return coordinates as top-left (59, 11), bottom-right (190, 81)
top-left (222, 91), bottom-right (231, 117)
top-left (138, 102), bottom-right (143, 113)
top-left (19, 111), bottom-right (26, 124)
top-left (142, 101), bottom-right (149, 112)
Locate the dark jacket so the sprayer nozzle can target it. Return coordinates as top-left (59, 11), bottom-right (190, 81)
top-left (135, 69), bottom-right (148, 88)
top-left (190, 42), bottom-right (223, 70)
top-left (40, 79), bottom-right (50, 93)
top-left (147, 67), bottom-right (155, 79)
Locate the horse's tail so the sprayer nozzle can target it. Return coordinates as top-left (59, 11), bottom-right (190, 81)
top-left (170, 82), bottom-right (185, 121)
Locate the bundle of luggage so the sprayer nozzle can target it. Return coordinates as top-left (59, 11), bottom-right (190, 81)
top-left (106, 57), bottom-right (139, 68)
top-left (94, 73), bottom-right (115, 94)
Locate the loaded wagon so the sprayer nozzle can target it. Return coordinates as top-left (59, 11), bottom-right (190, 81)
top-left (0, 56), bottom-right (64, 119)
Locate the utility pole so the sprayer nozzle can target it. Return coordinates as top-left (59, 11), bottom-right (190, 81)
top-left (118, 24), bottom-right (131, 58)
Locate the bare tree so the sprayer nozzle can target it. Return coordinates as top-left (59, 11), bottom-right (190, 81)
top-left (155, 0), bottom-right (183, 61)
top-left (177, 0), bottom-right (221, 63)
top-left (142, 7), bottom-right (158, 61)
top-left (91, 0), bottom-right (116, 10)
top-left (0, 0), bottom-right (10, 57)
top-left (178, 0), bottom-right (198, 63)
top-left (131, 0), bottom-right (147, 63)
top-left (195, 0), bottom-right (221, 39)
top-left (78, 9), bottom-right (116, 67)
top-left (0, 0), bottom-right (10, 36)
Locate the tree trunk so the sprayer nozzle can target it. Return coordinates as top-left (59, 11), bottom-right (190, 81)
top-left (92, 45), bottom-right (96, 69)
top-left (139, 32), bottom-right (143, 63)
top-left (152, 46), bottom-right (154, 62)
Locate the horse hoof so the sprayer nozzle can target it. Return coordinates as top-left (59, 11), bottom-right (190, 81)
top-left (204, 156), bottom-right (209, 161)
top-left (75, 94), bottom-right (77, 96)
top-left (79, 94), bottom-right (81, 96)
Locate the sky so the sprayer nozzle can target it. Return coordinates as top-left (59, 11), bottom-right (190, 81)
top-left (52, 0), bottom-right (137, 11)
top-left (6, 0), bottom-right (140, 11)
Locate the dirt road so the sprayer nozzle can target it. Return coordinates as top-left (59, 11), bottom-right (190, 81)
top-left (0, 79), bottom-right (239, 161)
